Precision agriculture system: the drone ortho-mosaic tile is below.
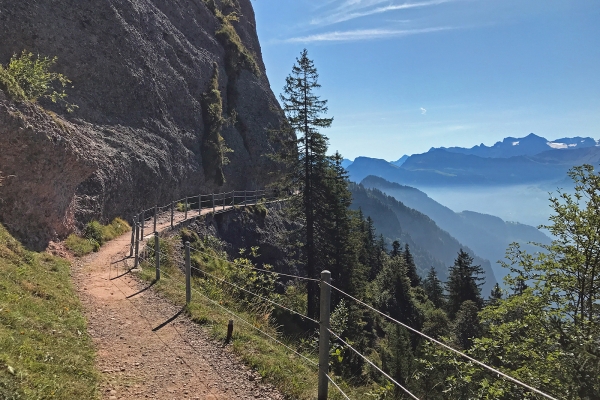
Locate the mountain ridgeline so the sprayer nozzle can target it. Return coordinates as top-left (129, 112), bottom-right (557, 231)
top-left (349, 182), bottom-right (498, 296)
top-left (361, 175), bottom-right (552, 282)
top-left (347, 133), bottom-right (600, 187)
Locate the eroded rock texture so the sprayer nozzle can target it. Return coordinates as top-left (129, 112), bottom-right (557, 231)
top-left (0, 0), bottom-right (286, 249)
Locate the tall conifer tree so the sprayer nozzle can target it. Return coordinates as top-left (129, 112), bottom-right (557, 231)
top-left (279, 49), bottom-right (333, 318)
top-left (445, 249), bottom-right (485, 319)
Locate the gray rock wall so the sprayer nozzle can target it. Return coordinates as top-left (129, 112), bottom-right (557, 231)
top-left (0, 0), bottom-right (288, 249)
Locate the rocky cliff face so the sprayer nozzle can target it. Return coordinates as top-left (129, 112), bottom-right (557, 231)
top-left (0, 0), bottom-right (287, 249)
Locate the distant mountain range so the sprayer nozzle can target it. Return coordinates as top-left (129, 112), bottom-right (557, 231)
top-left (361, 176), bottom-right (552, 283)
top-left (346, 134), bottom-right (600, 187)
top-left (438, 133), bottom-right (598, 158)
top-left (350, 183), bottom-right (498, 297)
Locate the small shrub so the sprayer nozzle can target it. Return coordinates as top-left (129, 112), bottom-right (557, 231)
top-left (84, 220), bottom-right (104, 246)
top-left (64, 234), bottom-right (98, 257)
top-left (102, 217), bottom-right (130, 241)
top-left (176, 202), bottom-right (190, 212)
top-left (65, 218), bottom-right (130, 256)
top-left (0, 50), bottom-right (77, 112)
top-left (0, 65), bottom-right (26, 100)
top-left (180, 228), bottom-right (200, 244)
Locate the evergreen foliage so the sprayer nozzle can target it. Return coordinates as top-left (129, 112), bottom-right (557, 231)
top-left (404, 243), bottom-right (421, 287)
top-left (423, 266), bottom-right (445, 309)
top-left (278, 49), bottom-right (334, 318)
top-left (445, 249), bottom-right (485, 319)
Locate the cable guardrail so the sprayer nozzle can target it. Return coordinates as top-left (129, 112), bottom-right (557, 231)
top-left (187, 244), bottom-right (320, 283)
top-left (189, 265), bottom-right (320, 326)
top-left (146, 254), bottom-right (319, 370)
top-left (131, 239), bottom-right (321, 372)
top-left (326, 374), bottom-right (351, 400)
top-left (327, 328), bottom-right (419, 400)
top-left (323, 281), bottom-right (559, 400)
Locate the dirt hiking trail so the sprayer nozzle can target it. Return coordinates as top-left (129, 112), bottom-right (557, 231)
top-left (72, 209), bottom-right (284, 400)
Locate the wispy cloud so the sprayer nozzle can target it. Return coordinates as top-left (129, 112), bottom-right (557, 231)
top-left (285, 26), bottom-right (454, 43)
top-left (311, 0), bottom-right (455, 26)
top-left (420, 107), bottom-right (427, 115)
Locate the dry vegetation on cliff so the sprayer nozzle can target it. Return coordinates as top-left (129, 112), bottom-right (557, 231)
top-left (0, 224), bottom-right (98, 399)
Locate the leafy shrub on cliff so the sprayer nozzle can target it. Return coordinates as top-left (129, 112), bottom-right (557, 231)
top-left (0, 50), bottom-right (77, 112)
top-left (0, 223), bottom-right (99, 398)
top-left (65, 218), bottom-right (130, 256)
top-left (204, 0), bottom-right (260, 76)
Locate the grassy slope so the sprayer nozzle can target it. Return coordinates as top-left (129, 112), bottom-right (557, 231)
top-left (0, 224), bottom-right (98, 399)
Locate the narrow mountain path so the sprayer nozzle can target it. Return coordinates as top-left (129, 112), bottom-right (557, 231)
top-left (72, 208), bottom-right (283, 400)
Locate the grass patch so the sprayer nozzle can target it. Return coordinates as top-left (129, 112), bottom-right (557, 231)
top-left (65, 218), bottom-right (130, 257)
top-left (0, 223), bottom-right (99, 399)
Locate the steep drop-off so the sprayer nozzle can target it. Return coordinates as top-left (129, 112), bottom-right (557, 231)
top-left (0, 0), bottom-right (286, 249)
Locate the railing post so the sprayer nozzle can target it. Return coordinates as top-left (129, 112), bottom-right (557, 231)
top-left (244, 190), bottom-right (247, 205)
top-left (222, 192), bottom-right (225, 210)
top-left (212, 193), bottom-right (215, 213)
top-left (129, 216), bottom-right (136, 257)
top-left (232, 191), bottom-right (235, 207)
top-left (140, 210), bottom-right (145, 239)
top-left (134, 223), bottom-right (140, 268)
top-left (153, 205), bottom-right (157, 233)
top-left (184, 197), bottom-right (188, 220)
top-left (154, 232), bottom-right (160, 281)
top-left (170, 201), bottom-right (174, 228)
top-left (185, 241), bottom-right (191, 304)
top-left (318, 270), bottom-right (332, 400)
top-left (199, 194), bottom-right (202, 215)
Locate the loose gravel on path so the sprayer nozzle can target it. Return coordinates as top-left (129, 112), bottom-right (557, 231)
top-left (72, 210), bottom-right (285, 400)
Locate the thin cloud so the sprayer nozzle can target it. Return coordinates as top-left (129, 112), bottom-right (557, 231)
top-left (285, 26), bottom-right (454, 43)
top-left (312, 0), bottom-right (455, 26)
top-left (421, 107), bottom-right (427, 115)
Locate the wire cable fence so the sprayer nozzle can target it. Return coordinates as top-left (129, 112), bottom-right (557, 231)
top-left (121, 187), bottom-right (558, 400)
top-left (187, 244), bottom-right (320, 283)
top-left (323, 281), bottom-right (559, 400)
top-left (134, 243), bottom-right (321, 372)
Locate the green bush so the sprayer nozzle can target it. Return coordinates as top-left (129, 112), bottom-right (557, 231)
top-left (0, 50), bottom-right (77, 112)
top-left (0, 65), bottom-right (26, 100)
top-left (65, 218), bottom-right (130, 256)
top-left (65, 234), bottom-right (98, 257)
top-left (176, 202), bottom-right (190, 212)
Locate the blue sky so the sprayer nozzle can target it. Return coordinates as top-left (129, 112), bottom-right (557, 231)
top-left (252, 0), bottom-right (600, 161)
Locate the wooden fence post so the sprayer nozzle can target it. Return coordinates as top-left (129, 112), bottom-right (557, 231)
top-left (170, 201), bottom-right (174, 228)
top-left (155, 232), bottom-right (160, 281)
top-left (153, 205), bottom-right (157, 233)
top-left (185, 241), bottom-right (191, 304)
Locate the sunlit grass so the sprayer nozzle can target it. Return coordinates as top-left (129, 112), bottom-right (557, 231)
top-left (0, 224), bottom-right (98, 399)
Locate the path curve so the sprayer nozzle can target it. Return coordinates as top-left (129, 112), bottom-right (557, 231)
top-left (72, 207), bottom-right (284, 400)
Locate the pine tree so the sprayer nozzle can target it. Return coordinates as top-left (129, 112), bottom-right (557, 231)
top-left (445, 249), bottom-right (485, 319)
top-left (423, 266), bottom-right (445, 309)
top-left (488, 283), bottom-right (503, 305)
top-left (391, 240), bottom-right (401, 257)
top-left (404, 243), bottom-right (421, 287)
top-left (279, 49), bottom-right (333, 318)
